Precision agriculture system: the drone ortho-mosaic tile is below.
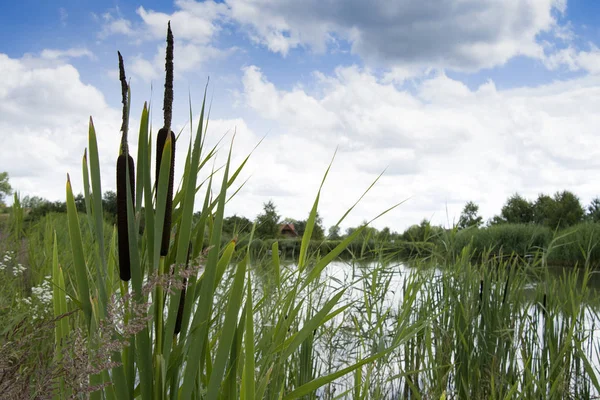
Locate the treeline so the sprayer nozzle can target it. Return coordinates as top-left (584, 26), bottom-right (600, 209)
top-left (13, 188), bottom-right (600, 266)
top-left (20, 192), bottom-right (120, 224)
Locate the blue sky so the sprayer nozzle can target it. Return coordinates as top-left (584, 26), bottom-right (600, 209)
top-left (2, 0), bottom-right (600, 232)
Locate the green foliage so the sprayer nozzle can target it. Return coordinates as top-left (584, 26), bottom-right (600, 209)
top-left (500, 193), bottom-right (534, 224)
top-left (533, 191), bottom-right (584, 229)
top-left (458, 201), bottom-right (483, 229)
top-left (0, 171), bottom-right (12, 205)
top-left (328, 225), bottom-right (341, 239)
top-left (453, 223), bottom-right (552, 259)
top-left (587, 197), bottom-right (600, 222)
top-left (547, 223), bottom-right (600, 267)
top-left (255, 200), bottom-right (281, 239)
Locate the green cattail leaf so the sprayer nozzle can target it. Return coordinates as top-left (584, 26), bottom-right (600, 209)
top-left (272, 241), bottom-right (280, 290)
top-left (206, 254), bottom-right (248, 400)
top-left (156, 127), bottom-right (176, 256)
top-left (87, 118), bottom-right (108, 308)
top-left (298, 151), bottom-right (335, 271)
top-left (66, 174), bottom-right (92, 326)
top-left (281, 290), bottom-right (347, 359)
top-left (125, 148), bottom-right (154, 400)
top-left (162, 88), bottom-right (208, 365)
top-left (143, 131), bottom-right (155, 273)
top-left (181, 140), bottom-right (233, 399)
top-left (282, 345), bottom-right (399, 400)
top-left (215, 240), bottom-right (236, 284)
top-left (52, 231), bottom-right (68, 399)
top-left (136, 102), bottom-right (149, 213)
top-left (154, 136), bottom-right (173, 269)
top-left (242, 272), bottom-right (255, 400)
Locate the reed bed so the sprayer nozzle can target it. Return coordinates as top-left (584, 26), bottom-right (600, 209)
top-left (0, 23), bottom-right (599, 400)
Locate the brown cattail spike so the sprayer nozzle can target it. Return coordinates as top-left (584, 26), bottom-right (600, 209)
top-left (164, 21), bottom-right (174, 131)
top-left (116, 51), bottom-right (135, 281)
top-left (117, 154), bottom-right (135, 281)
top-left (174, 241), bottom-right (193, 335)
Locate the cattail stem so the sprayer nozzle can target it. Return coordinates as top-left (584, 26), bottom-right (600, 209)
top-left (164, 21), bottom-right (174, 131)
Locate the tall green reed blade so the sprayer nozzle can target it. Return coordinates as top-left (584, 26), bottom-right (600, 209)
top-left (126, 138), bottom-right (154, 400)
top-left (81, 150), bottom-right (94, 234)
top-left (162, 85), bottom-right (208, 366)
top-left (52, 231), bottom-right (68, 400)
top-left (298, 150), bottom-right (336, 271)
top-left (207, 253), bottom-right (247, 400)
top-left (66, 174), bottom-right (92, 326)
top-left (181, 140), bottom-right (233, 399)
top-left (87, 118), bottom-right (108, 307)
top-left (152, 134), bottom-right (174, 398)
top-left (242, 271), bottom-right (255, 400)
top-left (136, 103), bottom-right (148, 212)
top-left (144, 125), bottom-right (156, 275)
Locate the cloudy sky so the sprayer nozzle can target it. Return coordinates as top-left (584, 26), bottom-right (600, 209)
top-left (2, 0), bottom-right (600, 232)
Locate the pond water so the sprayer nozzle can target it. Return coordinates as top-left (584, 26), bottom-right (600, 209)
top-left (265, 260), bottom-right (600, 398)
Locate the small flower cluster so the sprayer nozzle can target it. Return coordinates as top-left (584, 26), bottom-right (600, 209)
top-left (0, 250), bottom-right (26, 275)
top-left (19, 276), bottom-right (53, 321)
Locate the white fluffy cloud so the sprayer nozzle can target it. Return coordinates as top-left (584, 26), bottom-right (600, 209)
top-left (0, 53), bottom-right (121, 200)
top-left (98, 0), bottom-right (574, 77)
top-left (99, 1), bottom-right (233, 82)
top-left (235, 64), bottom-right (600, 230)
top-left (227, 0), bottom-right (565, 70)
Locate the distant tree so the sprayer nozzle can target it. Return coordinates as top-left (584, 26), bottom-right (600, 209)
top-left (312, 212), bottom-right (325, 241)
top-left (21, 195), bottom-right (46, 209)
top-left (255, 200), bottom-right (280, 239)
top-left (487, 215), bottom-right (506, 226)
top-left (103, 190), bottom-right (117, 216)
top-left (328, 225), bottom-right (341, 240)
top-left (551, 190), bottom-right (584, 229)
top-left (501, 193), bottom-right (534, 224)
top-left (458, 201), bottom-right (483, 229)
top-left (286, 212), bottom-right (325, 240)
top-left (345, 226), bottom-right (357, 238)
top-left (587, 197), bottom-right (600, 223)
top-left (223, 215), bottom-right (253, 235)
top-left (533, 194), bottom-right (555, 227)
top-left (378, 226), bottom-right (392, 241)
top-left (534, 191), bottom-right (584, 229)
top-left (290, 219), bottom-right (306, 237)
top-left (403, 219), bottom-right (433, 242)
top-left (0, 172), bottom-right (12, 205)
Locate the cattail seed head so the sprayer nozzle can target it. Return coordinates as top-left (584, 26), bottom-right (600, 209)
top-left (174, 242), bottom-right (192, 335)
top-left (116, 51), bottom-right (135, 281)
top-left (156, 22), bottom-right (176, 257)
top-left (117, 154), bottom-right (135, 281)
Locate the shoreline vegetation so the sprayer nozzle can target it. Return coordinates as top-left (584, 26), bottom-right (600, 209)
top-left (1, 23), bottom-right (600, 399)
top-left (3, 207), bottom-right (600, 268)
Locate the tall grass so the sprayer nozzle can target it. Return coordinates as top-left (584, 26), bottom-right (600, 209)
top-left (39, 25), bottom-right (405, 399)
top-left (1, 23), bottom-right (599, 400)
